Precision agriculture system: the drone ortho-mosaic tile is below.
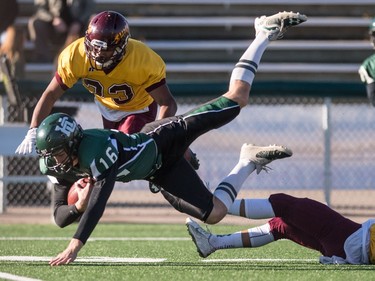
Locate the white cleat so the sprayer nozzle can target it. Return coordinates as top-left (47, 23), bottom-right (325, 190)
top-left (240, 143), bottom-right (293, 174)
top-left (255, 11), bottom-right (307, 41)
top-left (186, 217), bottom-right (216, 258)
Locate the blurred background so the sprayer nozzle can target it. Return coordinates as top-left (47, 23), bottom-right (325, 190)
top-left (1, 0), bottom-right (375, 224)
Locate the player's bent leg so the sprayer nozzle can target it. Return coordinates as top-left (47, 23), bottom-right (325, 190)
top-left (228, 198), bottom-right (275, 219)
top-left (223, 81), bottom-right (251, 108)
top-left (268, 193), bottom-right (361, 257)
top-left (204, 196), bottom-right (228, 224)
top-left (183, 96), bottom-right (241, 144)
top-left (152, 158), bottom-right (214, 221)
top-left (142, 97), bottom-right (240, 164)
top-left (268, 217), bottom-right (323, 252)
top-left (212, 143), bottom-right (292, 215)
top-left (160, 189), bottom-right (208, 219)
top-left (225, 12), bottom-right (307, 107)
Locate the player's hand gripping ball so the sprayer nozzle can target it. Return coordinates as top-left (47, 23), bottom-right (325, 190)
top-left (67, 178), bottom-right (93, 205)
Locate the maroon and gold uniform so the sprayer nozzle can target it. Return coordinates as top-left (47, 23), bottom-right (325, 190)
top-left (56, 38), bottom-right (166, 122)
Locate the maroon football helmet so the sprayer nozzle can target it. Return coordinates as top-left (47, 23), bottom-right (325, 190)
top-left (84, 11), bottom-right (130, 71)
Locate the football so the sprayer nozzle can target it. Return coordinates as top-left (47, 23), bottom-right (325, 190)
top-left (67, 178), bottom-right (92, 205)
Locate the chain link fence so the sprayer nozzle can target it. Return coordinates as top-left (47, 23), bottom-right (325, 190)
top-left (1, 94), bottom-right (375, 217)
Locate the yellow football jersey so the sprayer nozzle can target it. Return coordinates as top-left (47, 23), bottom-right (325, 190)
top-left (56, 37), bottom-right (166, 111)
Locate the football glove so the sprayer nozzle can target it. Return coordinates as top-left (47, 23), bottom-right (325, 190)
top-left (15, 127), bottom-right (37, 154)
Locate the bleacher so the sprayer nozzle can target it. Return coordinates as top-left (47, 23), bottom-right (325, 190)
top-left (15, 0), bottom-right (375, 84)
top-left (2, 0), bottom-right (375, 214)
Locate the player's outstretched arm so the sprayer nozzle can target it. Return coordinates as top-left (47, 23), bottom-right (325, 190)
top-left (49, 238), bottom-right (83, 266)
top-left (15, 76), bottom-right (65, 154)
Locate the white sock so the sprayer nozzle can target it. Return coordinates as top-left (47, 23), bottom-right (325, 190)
top-left (248, 223), bottom-right (275, 247)
top-left (210, 230), bottom-right (245, 250)
top-left (228, 198), bottom-right (275, 219)
top-left (210, 223), bottom-right (274, 249)
top-left (229, 32), bottom-right (269, 87)
top-left (213, 161), bottom-right (256, 210)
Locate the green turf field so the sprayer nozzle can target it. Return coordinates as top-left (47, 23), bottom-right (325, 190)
top-left (0, 223), bottom-right (373, 281)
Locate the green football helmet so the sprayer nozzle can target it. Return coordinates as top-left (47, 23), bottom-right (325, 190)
top-left (370, 17), bottom-right (375, 48)
top-left (36, 113), bottom-right (83, 173)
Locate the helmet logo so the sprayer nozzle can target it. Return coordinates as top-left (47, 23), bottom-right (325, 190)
top-left (55, 116), bottom-right (77, 137)
top-left (114, 30), bottom-right (126, 44)
top-left (91, 39), bottom-right (108, 50)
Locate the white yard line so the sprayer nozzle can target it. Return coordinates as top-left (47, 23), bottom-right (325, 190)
top-left (0, 256), bottom-right (166, 263)
top-left (202, 258), bottom-right (317, 263)
top-left (0, 255), bottom-right (316, 264)
top-left (0, 272), bottom-right (42, 281)
top-left (0, 237), bottom-right (189, 241)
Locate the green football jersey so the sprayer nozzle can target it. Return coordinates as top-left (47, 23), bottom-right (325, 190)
top-left (40, 129), bottom-right (160, 183)
top-left (359, 54), bottom-right (375, 84)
